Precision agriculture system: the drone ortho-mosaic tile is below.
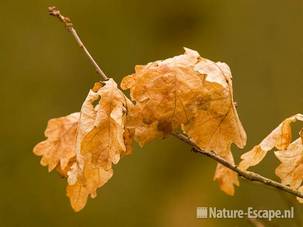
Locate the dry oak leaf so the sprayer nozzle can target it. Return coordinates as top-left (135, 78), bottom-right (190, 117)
top-left (214, 152), bottom-right (239, 195)
top-left (239, 113), bottom-right (303, 171)
top-left (121, 49), bottom-right (205, 145)
top-left (121, 48), bottom-right (246, 195)
top-left (33, 112), bottom-right (79, 173)
top-left (275, 121), bottom-right (303, 204)
top-left (275, 138), bottom-right (303, 189)
top-left (67, 78), bottom-right (132, 212)
top-left (181, 52), bottom-right (246, 195)
top-left (34, 79), bottom-right (133, 212)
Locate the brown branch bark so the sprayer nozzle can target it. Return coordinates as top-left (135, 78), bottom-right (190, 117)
top-left (47, 5), bottom-right (303, 201)
top-left (48, 6), bottom-right (108, 80)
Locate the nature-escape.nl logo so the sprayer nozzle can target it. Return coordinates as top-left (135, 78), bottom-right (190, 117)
top-left (196, 207), bottom-right (294, 221)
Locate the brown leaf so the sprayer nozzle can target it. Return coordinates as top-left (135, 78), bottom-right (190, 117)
top-left (34, 79), bottom-right (134, 212)
top-left (121, 49), bottom-right (205, 145)
top-left (66, 161), bottom-right (113, 211)
top-left (239, 114), bottom-right (303, 171)
top-left (182, 62), bottom-right (246, 154)
top-left (121, 48), bottom-right (246, 195)
top-left (33, 112), bottom-right (79, 172)
top-left (213, 152), bottom-right (239, 195)
top-left (183, 53), bottom-right (246, 195)
top-left (275, 138), bottom-right (303, 202)
top-left (67, 79), bottom-right (131, 211)
top-left (275, 138), bottom-right (303, 188)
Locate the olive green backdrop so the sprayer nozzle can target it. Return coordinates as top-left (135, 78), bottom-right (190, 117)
top-left (1, 0), bottom-right (303, 226)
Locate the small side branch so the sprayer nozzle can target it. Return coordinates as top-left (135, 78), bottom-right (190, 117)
top-left (48, 6), bottom-right (108, 80)
top-left (174, 133), bottom-right (303, 199)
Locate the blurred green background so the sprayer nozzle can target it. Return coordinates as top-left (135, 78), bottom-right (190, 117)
top-left (1, 0), bottom-right (303, 226)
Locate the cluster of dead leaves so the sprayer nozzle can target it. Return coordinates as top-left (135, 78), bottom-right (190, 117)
top-left (34, 79), bottom-right (132, 211)
top-left (239, 114), bottom-right (303, 202)
top-left (34, 48), bottom-right (247, 211)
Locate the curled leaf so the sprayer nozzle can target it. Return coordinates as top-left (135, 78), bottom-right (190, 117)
top-left (33, 112), bottom-right (79, 172)
top-left (183, 52), bottom-right (246, 194)
top-left (67, 79), bottom-right (131, 211)
top-left (67, 161), bottom-right (113, 211)
top-left (121, 48), bottom-right (246, 195)
top-left (214, 152), bottom-right (239, 196)
top-left (275, 138), bottom-right (303, 189)
top-left (239, 114), bottom-right (303, 170)
top-left (34, 79), bottom-right (134, 212)
top-left (275, 137), bottom-right (303, 203)
top-left (275, 138), bottom-right (303, 203)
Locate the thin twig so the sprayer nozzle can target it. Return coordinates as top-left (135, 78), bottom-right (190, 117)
top-left (48, 6), bottom-right (108, 80)
top-left (174, 132), bottom-right (303, 199)
top-left (48, 5), bottom-right (303, 202)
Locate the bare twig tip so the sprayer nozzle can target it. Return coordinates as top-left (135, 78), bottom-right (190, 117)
top-left (47, 5), bottom-right (108, 80)
top-left (48, 6), bottom-right (73, 28)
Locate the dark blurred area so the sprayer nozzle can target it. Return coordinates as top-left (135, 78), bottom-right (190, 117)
top-left (1, 0), bottom-right (303, 226)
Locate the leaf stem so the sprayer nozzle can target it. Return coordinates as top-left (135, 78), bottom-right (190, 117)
top-left (48, 6), bottom-right (108, 81)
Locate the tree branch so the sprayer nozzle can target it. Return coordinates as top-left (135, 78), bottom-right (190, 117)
top-left (174, 132), bottom-right (303, 199)
top-left (48, 5), bottom-right (303, 201)
top-left (48, 6), bottom-right (108, 80)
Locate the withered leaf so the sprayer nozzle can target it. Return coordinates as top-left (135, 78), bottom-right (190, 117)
top-left (182, 61), bottom-right (246, 155)
top-left (121, 49), bottom-right (205, 145)
top-left (239, 114), bottom-right (303, 171)
top-left (33, 112), bottom-right (79, 172)
top-left (34, 79), bottom-right (134, 212)
top-left (213, 152), bottom-right (239, 195)
top-left (275, 138), bottom-right (303, 203)
top-left (275, 138), bottom-right (303, 189)
top-left (181, 55), bottom-right (246, 195)
top-left (67, 161), bottom-right (113, 211)
top-left (67, 79), bottom-right (130, 211)
top-left (121, 48), bottom-right (246, 195)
